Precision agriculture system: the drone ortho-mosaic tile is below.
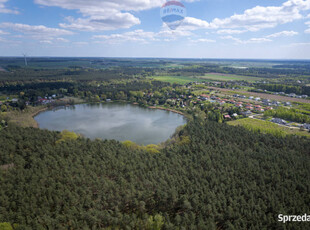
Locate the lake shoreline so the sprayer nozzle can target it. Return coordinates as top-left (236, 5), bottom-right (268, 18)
top-left (31, 107), bottom-right (49, 128)
top-left (31, 102), bottom-right (187, 130)
top-left (148, 106), bottom-right (185, 116)
top-left (34, 102), bottom-right (186, 145)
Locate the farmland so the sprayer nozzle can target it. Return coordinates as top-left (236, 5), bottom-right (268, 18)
top-left (149, 75), bottom-right (205, 84)
top-left (199, 73), bottom-right (263, 82)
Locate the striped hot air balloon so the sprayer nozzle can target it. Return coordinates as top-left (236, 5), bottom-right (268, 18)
top-left (160, 1), bottom-right (186, 30)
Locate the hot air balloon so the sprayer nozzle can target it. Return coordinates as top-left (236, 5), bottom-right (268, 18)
top-left (160, 1), bottom-right (186, 30)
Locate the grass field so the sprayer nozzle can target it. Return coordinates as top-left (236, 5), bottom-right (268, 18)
top-left (199, 73), bottom-right (263, 82)
top-left (149, 76), bottom-right (206, 84)
top-left (0, 95), bottom-right (18, 101)
top-left (228, 118), bottom-right (310, 138)
top-left (4, 106), bottom-right (47, 128)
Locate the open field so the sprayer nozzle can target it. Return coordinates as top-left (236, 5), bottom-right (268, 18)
top-left (4, 106), bottom-right (47, 128)
top-left (228, 118), bottom-right (310, 138)
top-left (149, 76), bottom-right (205, 84)
top-left (199, 73), bottom-right (263, 82)
top-left (208, 87), bottom-right (310, 103)
top-left (0, 95), bottom-right (18, 101)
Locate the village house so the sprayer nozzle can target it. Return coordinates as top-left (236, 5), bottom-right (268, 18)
top-left (288, 93), bottom-right (296, 97)
top-left (245, 105), bottom-right (254, 110)
top-left (210, 95), bottom-right (217, 100)
top-left (271, 118), bottom-right (287, 125)
top-left (200, 95), bottom-right (209, 101)
top-left (303, 124), bottom-right (310, 130)
top-left (271, 101), bottom-right (281, 106)
top-left (262, 99), bottom-right (269, 102)
top-left (284, 102), bottom-right (291, 106)
top-left (223, 115), bottom-right (231, 120)
top-left (241, 111), bottom-right (252, 117)
top-left (256, 108), bottom-right (265, 112)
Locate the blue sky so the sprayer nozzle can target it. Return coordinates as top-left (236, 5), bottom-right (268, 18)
top-left (0, 0), bottom-right (310, 59)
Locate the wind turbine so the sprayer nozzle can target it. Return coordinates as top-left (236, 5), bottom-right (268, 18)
top-left (23, 53), bottom-right (28, 66)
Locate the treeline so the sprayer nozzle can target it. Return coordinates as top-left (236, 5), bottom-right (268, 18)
top-left (164, 65), bottom-right (310, 79)
top-left (0, 120), bottom-right (309, 229)
top-left (264, 107), bottom-right (310, 124)
top-left (256, 83), bottom-right (310, 96)
top-left (0, 67), bottom-right (155, 81)
top-left (0, 80), bottom-right (170, 105)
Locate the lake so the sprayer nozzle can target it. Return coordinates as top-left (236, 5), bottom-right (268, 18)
top-left (34, 103), bottom-right (186, 145)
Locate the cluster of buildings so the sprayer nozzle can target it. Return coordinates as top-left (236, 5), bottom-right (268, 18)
top-left (37, 95), bottom-right (57, 105)
top-left (271, 118), bottom-right (288, 125)
top-left (273, 92), bottom-right (308, 99)
top-left (303, 123), bottom-right (310, 130)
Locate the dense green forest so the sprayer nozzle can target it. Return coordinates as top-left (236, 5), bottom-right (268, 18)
top-left (0, 120), bottom-right (309, 229)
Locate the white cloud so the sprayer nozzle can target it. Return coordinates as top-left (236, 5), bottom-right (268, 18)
top-left (74, 42), bottom-right (88, 45)
top-left (0, 23), bottom-right (73, 40)
top-left (248, 38), bottom-right (272, 43)
top-left (59, 13), bottom-right (140, 31)
top-left (55, 37), bottom-right (69, 42)
top-left (35, 0), bottom-right (164, 31)
top-left (0, 0), bottom-right (18, 14)
top-left (221, 35), bottom-right (272, 44)
top-left (288, 42), bottom-right (310, 46)
top-left (93, 29), bottom-right (157, 44)
top-left (178, 17), bottom-right (211, 30)
top-left (0, 29), bottom-right (9, 35)
top-left (190, 38), bottom-right (216, 43)
top-left (158, 26), bottom-right (193, 38)
top-left (34, 0), bottom-right (166, 13)
top-left (40, 40), bottom-right (53, 44)
top-left (305, 21), bottom-right (310, 33)
top-left (216, 29), bottom-right (247, 34)
top-left (35, 0), bottom-right (199, 31)
top-left (93, 28), bottom-right (192, 44)
top-left (210, 0), bottom-right (310, 31)
top-left (266, 30), bottom-right (298, 37)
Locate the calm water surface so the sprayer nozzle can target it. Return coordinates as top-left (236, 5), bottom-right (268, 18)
top-left (35, 103), bottom-right (186, 145)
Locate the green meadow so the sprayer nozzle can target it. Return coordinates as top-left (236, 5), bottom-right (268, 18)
top-left (199, 73), bottom-right (263, 82)
top-left (228, 118), bottom-right (310, 138)
top-left (149, 76), bottom-right (206, 84)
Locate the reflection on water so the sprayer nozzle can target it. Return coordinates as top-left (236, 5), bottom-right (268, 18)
top-left (35, 103), bottom-right (186, 145)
